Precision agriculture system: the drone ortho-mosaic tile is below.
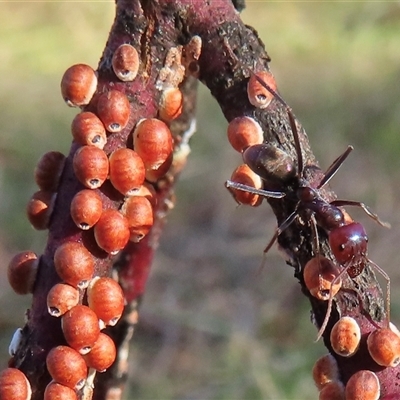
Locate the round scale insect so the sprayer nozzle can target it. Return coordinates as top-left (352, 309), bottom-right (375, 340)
top-left (226, 70), bottom-right (390, 340)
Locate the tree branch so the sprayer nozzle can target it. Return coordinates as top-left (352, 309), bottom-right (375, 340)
top-left (4, 0), bottom-right (397, 399)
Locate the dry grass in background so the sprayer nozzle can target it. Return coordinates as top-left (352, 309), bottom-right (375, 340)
top-left (1, 3), bottom-right (400, 399)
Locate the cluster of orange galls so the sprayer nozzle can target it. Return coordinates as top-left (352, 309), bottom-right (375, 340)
top-left (304, 256), bottom-right (399, 399)
top-left (1, 41), bottom-right (185, 399)
top-left (3, 32), bottom-right (396, 398)
top-left (225, 69), bottom-right (400, 399)
top-left (313, 318), bottom-right (400, 399)
top-left (226, 71), bottom-right (276, 206)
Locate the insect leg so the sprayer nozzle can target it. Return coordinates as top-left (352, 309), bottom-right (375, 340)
top-left (251, 72), bottom-right (304, 177)
top-left (315, 261), bottom-right (349, 342)
top-left (225, 180), bottom-right (285, 199)
top-left (331, 200), bottom-right (391, 228)
top-left (368, 258), bottom-right (391, 328)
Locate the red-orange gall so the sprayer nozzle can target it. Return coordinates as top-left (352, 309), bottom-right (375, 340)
top-left (319, 381), bottom-right (345, 400)
top-left (83, 332), bottom-right (117, 372)
top-left (62, 305), bottom-right (100, 354)
top-left (7, 251), bottom-right (38, 295)
top-left (34, 151), bottom-right (66, 191)
top-left (88, 277), bottom-right (125, 326)
top-left (303, 256), bottom-right (342, 301)
top-left (131, 183), bottom-right (157, 207)
top-left (94, 209), bottom-right (130, 255)
top-left (367, 327), bottom-right (400, 367)
top-left (0, 368), bottom-right (31, 400)
top-left (227, 116), bottom-right (263, 153)
top-left (73, 145), bottom-right (109, 189)
top-left (330, 316), bottom-right (361, 357)
top-left (112, 44), bottom-right (139, 82)
top-left (144, 152), bottom-right (173, 182)
top-left (228, 164), bottom-right (263, 206)
top-left (121, 196), bottom-right (154, 242)
top-left (46, 346), bottom-right (87, 390)
top-left (109, 148), bottom-right (145, 196)
top-left (60, 63), bottom-right (97, 107)
top-left (159, 87), bottom-right (183, 122)
top-left (133, 118), bottom-right (173, 170)
top-left (26, 190), bottom-right (56, 230)
top-left (44, 382), bottom-right (78, 400)
top-left (345, 370), bottom-right (380, 400)
top-left (247, 71), bottom-right (277, 109)
top-left (54, 242), bottom-right (94, 289)
top-left (97, 90), bottom-right (130, 133)
top-left (312, 353), bottom-right (339, 390)
top-left (70, 189), bottom-right (103, 230)
top-left (71, 111), bottom-right (107, 149)
top-left (47, 283), bottom-right (80, 317)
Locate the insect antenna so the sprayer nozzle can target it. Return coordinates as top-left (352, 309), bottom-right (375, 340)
top-left (315, 258), bottom-right (352, 341)
top-left (317, 146), bottom-right (354, 189)
top-left (315, 257), bottom-right (391, 342)
top-left (252, 72), bottom-right (304, 177)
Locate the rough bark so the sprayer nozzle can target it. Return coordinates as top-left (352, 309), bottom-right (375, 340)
top-left (7, 0), bottom-right (397, 398)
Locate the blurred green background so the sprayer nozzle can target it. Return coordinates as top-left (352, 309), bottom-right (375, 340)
top-left (1, 2), bottom-right (400, 399)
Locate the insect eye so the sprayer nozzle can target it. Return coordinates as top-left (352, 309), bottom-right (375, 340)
top-left (339, 244), bottom-right (346, 251)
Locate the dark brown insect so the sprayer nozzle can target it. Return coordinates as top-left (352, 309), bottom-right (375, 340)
top-left (226, 70), bottom-right (390, 339)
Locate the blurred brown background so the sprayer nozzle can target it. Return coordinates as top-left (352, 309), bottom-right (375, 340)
top-left (1, 2), bottom-right (400, 399)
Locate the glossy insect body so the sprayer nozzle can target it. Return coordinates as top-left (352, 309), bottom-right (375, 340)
top-left (230, 141), bottom-right (389, 339)
top-left (329, 222), bottom-right (367, 277)
top-left (226, 70), bottom-right (390, 339)
top-left (241, 143), bottom-right (297, 188)
top-left (242, 142), bottom-right (352, 234)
